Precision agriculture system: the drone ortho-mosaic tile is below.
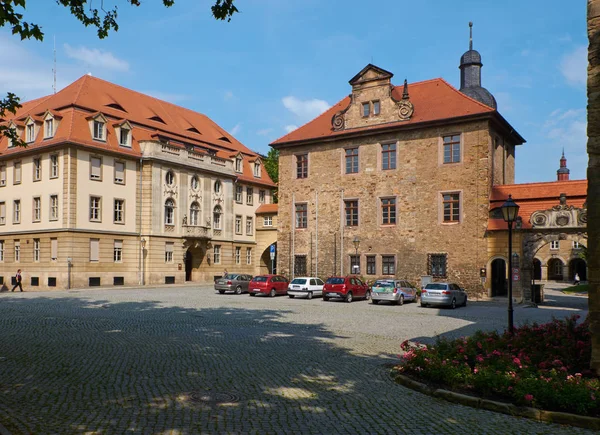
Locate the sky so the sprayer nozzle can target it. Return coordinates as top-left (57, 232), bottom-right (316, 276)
top-left (0, 0), bottom-right (587, 183)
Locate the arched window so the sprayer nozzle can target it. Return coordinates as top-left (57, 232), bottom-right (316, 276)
top-left (213, 205), bottom-right (222, 230)
top-left (190, 202), bottom-right (200, 226)
top-left (165, 199), bottom-right (175, 225)
top-left (214, 180), bottom-right (222, 194)
top-left (190, 175), bottom-right (200, 191)
top-left (165, 170), bottom-right (175, 186)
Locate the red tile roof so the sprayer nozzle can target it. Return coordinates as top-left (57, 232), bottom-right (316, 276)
top-left (488, 180), bottom-right (587, 230)
top-left (271, 78), bottom-right (523, 146)
top-left (255, 204), bottom-right (278, 214)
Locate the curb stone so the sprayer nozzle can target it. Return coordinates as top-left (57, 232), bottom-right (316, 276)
top-left (393, 372), bottom-right (600, 431)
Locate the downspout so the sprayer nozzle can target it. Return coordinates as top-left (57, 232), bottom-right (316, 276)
top-left (340, 189), bottom-right (344, 276)
top-left (315, 191), bottom-right (318, 278)
top-left (292, 192), bottom-right (295, 279)
top-left (139, 157), bottom-right (143, 286)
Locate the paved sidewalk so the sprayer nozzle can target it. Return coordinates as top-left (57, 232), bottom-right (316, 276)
top-left (0, 286), bottom-right (592, 434)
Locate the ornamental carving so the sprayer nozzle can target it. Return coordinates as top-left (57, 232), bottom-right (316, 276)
top-left (530, 195), bottom-right (585, 229)
top-left (578, 210), bottom-right (587, 225)
top-left (164, 184), bottom-right (178, 198)
top-left (555, 213), bottom-right (570, 227)
top-left (531, 212), bottom-right (547, 226)
top-left (190, 192), bottom-right (202, 202)
top-left (332, 112), bottom-right (345, 131)
top-left (397, 100), bottom-right (414, 121)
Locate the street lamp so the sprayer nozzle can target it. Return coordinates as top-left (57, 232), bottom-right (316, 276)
top-left (501, 194), bottom-right (520, 334)
top-left (352, 236), bottom-right (360, 274)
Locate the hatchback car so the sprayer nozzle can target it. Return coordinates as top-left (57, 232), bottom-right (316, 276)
top-left (287, 277), bottom-right (325, 299)
top-left (322, 276), bottom-right (370, 303)
top-left (371, 279), bottom-right (418, 305)
top-left (420, 282), bottom-right (467, 309)
top-left (214, 274), bottom-right (253, 295)
top-left (249, 275), bottom-right (289, 297)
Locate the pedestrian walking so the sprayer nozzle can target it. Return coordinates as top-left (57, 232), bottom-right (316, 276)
top-left (574, 273), bottom-right (580, 286)
top-left (223, 269), bottom-right (228, 278)
top-left (11, 269), bottom-right (23, 292)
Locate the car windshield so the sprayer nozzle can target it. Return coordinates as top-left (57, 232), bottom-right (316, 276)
top-left (326, 277), bottom-right (345, 284)
top-left (374, 281), bottom-right (394, 287)
top-left (425, 283), bottom-right (447, 290)
top-left (253, 276), bottom-right (268, 282)
top-left (228, 274), bottom-right (239, 280)
top-left (291, 279), bottom-right (307, 284)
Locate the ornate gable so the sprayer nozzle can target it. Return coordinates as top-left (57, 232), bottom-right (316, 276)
top-left (530, 193), bottom-right (587, 229)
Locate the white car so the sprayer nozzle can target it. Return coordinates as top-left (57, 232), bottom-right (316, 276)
top-left (287, 277), bottom-right (325, 299)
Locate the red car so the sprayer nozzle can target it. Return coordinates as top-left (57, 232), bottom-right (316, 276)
top-left (249, 275), bottom-right (289, 297)
top-left (322, 276), bottom-right (371, 303)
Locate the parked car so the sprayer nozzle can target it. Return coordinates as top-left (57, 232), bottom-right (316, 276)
top-left (420, 282), bottom-right (467, 309)
top-left (371, 279), bottom-right (418, 305)
top-left (287, 277), bottom-right (325, 299)
top-left (214, 274), bottom-right (253, 295)
top-left (322, 276), bottom-right (370, 303)
top-left (249, 275), bottom-right (290, 297)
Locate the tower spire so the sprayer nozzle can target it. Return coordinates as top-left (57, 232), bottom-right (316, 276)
top-left (557, 150), bottom-right (570, 181)
top-left (469, 21), bottom-right (473, 50)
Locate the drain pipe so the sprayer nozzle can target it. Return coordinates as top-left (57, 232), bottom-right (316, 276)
top-left (139, 157), bottom-right (143, 286)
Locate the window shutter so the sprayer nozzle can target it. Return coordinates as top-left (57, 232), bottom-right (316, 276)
top-left (115, 162), bottom-right (125, 182)
top-left (114, 240), bottom-right (123, 249)
top-left (0, 202), bottom-right (5, 219)
top-left (0, 167), bottom-right (6, 184)
top-left (15, 164), bottom-right (21, 183)
top-left (90, 239), bottom-right (100, 261)
top-left (51, 238), bottom-right (58, 260)
top-left (91, 158), bottom-right (101, 179)
top-left (165, 242), bottom-right (174, 253)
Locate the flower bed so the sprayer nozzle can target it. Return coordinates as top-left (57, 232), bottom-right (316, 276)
top-left (397, 315), bottom-right (600, 416)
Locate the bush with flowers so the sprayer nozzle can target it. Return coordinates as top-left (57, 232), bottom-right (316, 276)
top-left (397, 315), bottom-right (600, 416)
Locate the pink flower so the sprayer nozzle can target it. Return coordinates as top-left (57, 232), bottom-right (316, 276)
top-left (473, 368), bottom-right (478, 374)
top-left (524, 394), bottom-right (534, 402)
top-left (476, 355), bottom-right (484, 363)
top-left (513, 357), bottom-right (521, 365)
top-left (477, 342), bottom-right (482, 349)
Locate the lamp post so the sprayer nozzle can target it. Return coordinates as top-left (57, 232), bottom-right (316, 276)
top-left (501, 194), bottom-right (520, 334)
top-left (352, 236), bottom-right (360, 274)
top-left (141, 237), bottom-right (146, 286)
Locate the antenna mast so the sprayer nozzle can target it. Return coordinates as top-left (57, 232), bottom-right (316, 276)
top-left (53, 36), bottom-right (57, 94)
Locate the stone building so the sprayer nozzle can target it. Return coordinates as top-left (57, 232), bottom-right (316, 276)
top-left (271, 27), bottom-right (525, 295)
top-left (0, 74), bottom-right (275, 290)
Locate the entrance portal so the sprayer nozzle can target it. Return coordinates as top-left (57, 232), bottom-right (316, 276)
top-left (185, 250), bottom-right (193, 281)
top-left (491, 258), bottom-right (507, 297)
top-left (569, 258), bottom-right (587, 281)
top-left (533, 258), bottom-right (542, 281)
top-left (547, 258), bottom-right (564, 281)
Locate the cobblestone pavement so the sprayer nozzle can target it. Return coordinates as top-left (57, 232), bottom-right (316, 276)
top-left (0, 285), bottom-right (592, 434)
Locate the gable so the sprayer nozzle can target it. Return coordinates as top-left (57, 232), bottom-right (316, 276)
top-left (349, 64), bottom-right (394, 86)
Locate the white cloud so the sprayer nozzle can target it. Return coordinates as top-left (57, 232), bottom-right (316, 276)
top-left (64, 44), bottom-right (129, 72)
top-left (224, 90), bottom-right (234, 101)
top-left (282, 96), bottom-right (330, 121)
top-left (257, 128), bottom-right (273, 136)
top-left (284, 125), bottom-right (298, 133)
top-left (230, 123), bottom-right (241, 136)
top-left (560, 46), bottom-right (587, 86)
top-left (542, 108), bottom-right (587, 169)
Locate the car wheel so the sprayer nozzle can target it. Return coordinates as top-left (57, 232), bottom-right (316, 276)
top-left (218, 290), bottom-right (225, 294)
top-left (307, 292), bottom-right (313, 300)
top-left (399, 295), bottom-right (404, 306)
top-left (249, 293), bottom-right (256, 297)
top-left (323, 296), bottom-right (329, 302)
top-left (365, 291), bottom-right (371, 301)
top-left (372, 299), bottom-right (379, 305)
top-left (288, 295), bottom-right (295, 299)
top-left (270, 289), bottom-right (276, 298)
top-left (451, 298), bottom-right (456, 309)
top-left (345, 292), bottom-right (353, 303)
top-left (235, 286), bottom-right (242, 295)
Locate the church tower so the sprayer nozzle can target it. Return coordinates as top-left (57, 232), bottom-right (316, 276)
top-left (459, 22), bottom-right (497, 109)
top-left (557, 150), bottom-right (570, 181)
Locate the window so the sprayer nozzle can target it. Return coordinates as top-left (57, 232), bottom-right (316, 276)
top-left (294, 255), bottom-right (307, 276)
top-left (165, 242), bottom-right (174, 263)
top-left (381, 143), bottom-right (396, 170)
top-left (0, 240), bottom-right (4, 262)
top-left (373, 100), bottom-right (381, 116)
top-left (0, 165), bottom-right (5, 186)
top-left (50, 195), bottom-right (58, 220)
top-left (90, 239), bottom-right (100, 262)
top-left (13, 200), bottom-right (20, 223)
top-left (213, 245), bottom-right (221, 264)
top-left (345, 200), bottom-right (359, 226)
top-left (90, 196), bottom-right (101, 222)
top-left (297, 154), bottom-right (308, 179)
top-left (235, 247), bottom-right (241, 264)
top-left (235, 185), bottom-right (243, 203)
top-left (93, 120), bottom-right (105, 140)
top-left (345, 148), bottom-right (359, 174)
top-left (33, 239), bottom-right (40, 262)
top-left (190, 175), bottom-right (199, 191)
top-left (235, 215), bottom-right (242, 234)
top-left (382, 255), bottom-right (395, 275)
top-left (165, 170), bottom-right (175, 186)
top-left (213, 206), bottom-right (222, 230)
top-left (264, 216), bottom-right (273, 227)
top-left (442, 193), bottom-right (460, 223)
top-left (295, 203), bottom-right (307, 229)
top-left (428, 253), bottom-right (447, 278)
top-left (114, 199), bottom-right (125, 223)
top-left (45, 118), bottom-right (54, 138)
top-left (164, 199), bottom-right (175, 225)
top-left (33, 158), bottom-right (41, 181)
top-left (14, 240), bottom-right (20, 262)
top-left (50, 155), bottom-right (59, 178)
top-left (51, 238), bottom-right (57, 260)
top-left (14, 161), bottom-right (21, 184)
top-left (0, 202), bottom-right (5, 225)
top-left (551, 240), bottom-right (560, 250)
top-left (246, 187), bottom-right (253, 205)
top-left (254, 162), bottom-right (261, 177)
top-left (246, 217), bottom-right (253, 235)
top-left (90, 157), bottom-right (102, 180)
top-left (235, 157), bottom-right (242, 172)
top-left (350, 255), bottom-right (360, 274)
top-left (367, 256), bottom-right (376, 275)
top-left (214, 180), bottom-right (222, 194)
top-left (443, 134), bottom-right (461, 164)
top-left (362, 102), bottom-right (370, 117)
top-left (246, 247), bottom-right (252, 265)
top-left (381, 198), bottom-right (396, 225)
top-left (114, 161), bottom-right (125, 184)
top-left (114, 240), bottom-right (123, 262)
top-left (26, 123), bottom-right (35, 143)
top-left (119, 128), bottom-right (130, 147)
top-left (573, 241), bottom-right (581, 249)
top-left (33, 197), bottom-right (41, 222)
top-left (190, 202), bottom-right (200, 226)
top-left (259, 190), bottom-right (265, 204)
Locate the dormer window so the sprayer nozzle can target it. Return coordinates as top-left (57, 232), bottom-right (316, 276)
top-left (93, 120), bottom-right (105, 140)
top-left (26, 123), bottom-right (35, 143)
top-left (235, 157), bottom-right (242, 172)
top-left (119, 127), bottom-right (130, 147)
top-left (44, 118), bottom-right (54, 138)
top-left (253, 162), bottom-right (261, 178)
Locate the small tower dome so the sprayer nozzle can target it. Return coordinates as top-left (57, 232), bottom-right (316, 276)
top-left (557, 150), bottom-right (570, 181)
top-left (459, 22), bottom-right (497, 109)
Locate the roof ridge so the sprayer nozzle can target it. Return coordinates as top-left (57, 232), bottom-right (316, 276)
top-left (436, 77), bottom-right (496, 112)
top-left (493, 179), bottom-right (587, 188)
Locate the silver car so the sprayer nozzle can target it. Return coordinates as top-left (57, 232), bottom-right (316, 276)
top-left (214, 274), bottom-right (253, 295)
top-left (420, 282), bottom-right (467, 309)
top-left (287, 277), bottom-right (325, 299)
top-left (371, 279), bottom-right (418, 305)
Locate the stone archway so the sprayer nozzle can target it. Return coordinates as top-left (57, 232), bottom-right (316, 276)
top-left (260, 243), bottom-right (277, 275)
top-left (569, 258), bottom-right (587, 281)
top-left (533, 258), bottom-right (542, 280)
top-left (491, 258), bottom-right (507, 297)
top-left (547, 258), bottom-right (564, 281)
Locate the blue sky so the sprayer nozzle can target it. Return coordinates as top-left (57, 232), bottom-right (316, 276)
top-left (0, 0), bottom-right (587, 183)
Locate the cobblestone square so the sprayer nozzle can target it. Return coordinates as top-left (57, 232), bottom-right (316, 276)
top-left (0, 285), bottom-right (592, 434)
